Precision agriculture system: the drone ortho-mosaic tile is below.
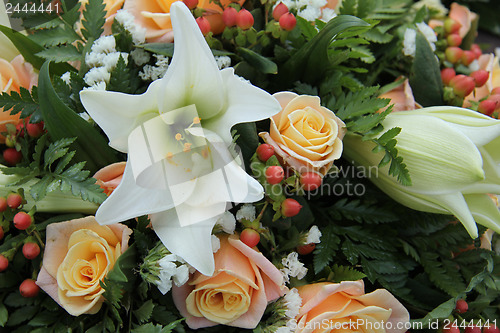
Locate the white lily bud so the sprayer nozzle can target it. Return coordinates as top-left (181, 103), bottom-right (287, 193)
top-left (343, 106), bottom-right (500, 238)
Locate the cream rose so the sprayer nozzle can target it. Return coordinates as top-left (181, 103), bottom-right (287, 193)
top-left (36, 216), bottom-right (132, 316)
top-left (294, 281), bottom-right (410, 333)
top-left (172, 234), bottom-right (285, 329)
top-left (260, 92), bottom-right (346, 176)
top-left (93, 161), bottom-right (126, 195)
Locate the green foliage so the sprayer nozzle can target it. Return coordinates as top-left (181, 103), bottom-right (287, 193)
top-left (313, 224), bottom-right (341, 274)
top-left (108, 55), bottom-right (134, 93)
top-left (80, 0), bottom-right (106, 41)
top-left (2, 136), bottom-right (107, 203)
top-left (329, 264), bottom-right (367, 282)
top-left (0, 87), bottom-right (40, 121)
top-left (326, 198), bottom-right (399, 223)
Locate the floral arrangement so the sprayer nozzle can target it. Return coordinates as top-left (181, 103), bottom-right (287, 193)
top-left (0, 0), bottom-right (499, 332)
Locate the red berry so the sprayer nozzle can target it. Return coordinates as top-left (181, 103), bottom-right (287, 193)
top-left (240, 228), bottom-right (260, 247)
top-left (297, 243), bottom-right (315, 255)
top-left (483, 325), bottom-right (500, 333)
top-left (196, 17), bottom-right (211, 36)
top-left (0, 226), bottom-right (3, 241)
top-left (22, 242), bottom-right (40, 260)
top-left (443, 325), bottom-right (460, 333)
top-left (16, 122), bottom-right (25, 137)
top-left (447, 33), bottom-right (462, 47)
top-left (222, 7), bottom-right (238, 27)
top-left (491, 87), bottom-right (500, 95)
top-left (26, 121), bottom-right (44, 138)
top-left (455, 299), bottom-right (468, 313)
top-left (3, 148), bottom-right (22, 166)
top-left (449, 75), bottom-right (475, 97)
top-left (279, 13), bottom-right (296, 31)
top-left (300, 172), bottom-right (322, 191)
top-left (445, 47), bottom-right (463, 64)
top-left (256, 144), bottom-right (275, 162)
top-left (470, 44), bottom-right (482, 58)
top-left (13, 212), bottom-right (32, 230)
top-left (461, 50), bottom-right (477, 66)
top-left (281, 198), bottom-right (302, 217)
top-left (7, 193), bottom-right (23, 209)
top-left (487, 94), bottom-right (500, 110)
top-left (19, 279), bottom-right (39, 298)
top-left (444, 18), bottom-right (461, 34)
top-left (236, 9), bottom-right (254, 30)
top-left (470, 70), bottom-right (489, 87)
top-left (183, 0), bottom-right (198, 10)
top-left (0, 255), bottom-right (8, 272)
top-left (265, 166), bottom-right (284, 184)
top-left (465, 326), bottom-right (481, 333)
top-left (0, 197), bottom-right (7, 212)
top-left (441, 68), bottom-right (456, 86)
top-left (273, 2), bottom-right (289, 21)
top-left (478, 99), bottom-right (497, 116)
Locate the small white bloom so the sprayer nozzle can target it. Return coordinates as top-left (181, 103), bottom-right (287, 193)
top-left (276, 327), bottom-right (293, 333)
top-left (85, 52), bottom-right (106, 68)
top-left (320, 8), bottom-right (337, 22)
top-left (310, 0), bottom-right (327, 8)
top-left (236, 203), bottom-right (256, 222)
top-left (306, 225), bottom-right (322, 244)
top-left (84, 67), bottom-right (111, 86)
top-left (131, 48), bottom-right (151, 66)
top-left (281, 252), bottom-right (308, 282)
top-left (115, 9), bottom-right (147, 44)
top-left (469, 60), bottom-right (480, 72)
top-left (412, 0), bottom-right (448, 17)
top-left (115, 9), bottom-right (136, 27)
top-left (403, 28), bottom-right (417, 57)
top-left (417, 22), bottom-right (437, 51)
top-left (211, 234), bottom-right (221, 253)
top-left (82, 81), bottom-right (107, 91)
top-left (61, 72), bottom-right (71, 85)
top-left (102, 52), bottom-right (129, 71)
top-left (298, 7), bottom-right (321, 22)
top-left (156, 254), bottom-right (191, 294)
top-left (216, 211), bottom-right (236, 234)
top-left (173, 264), bottom-right (190, 286)
top-left (283, 288), bottom-right (302, 318)
top-left (215, 56), bottom-right (231, 70)
top-left (91, 36), bottom-right (116, 54)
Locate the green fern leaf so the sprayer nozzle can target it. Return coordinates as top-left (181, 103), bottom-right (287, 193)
top-left (313, 225), bottom-right (341, 274)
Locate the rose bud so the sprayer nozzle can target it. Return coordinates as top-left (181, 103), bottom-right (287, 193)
top-left (446, 33), bottom-right (462, 47)
top-left (441, 68), bottom-right (456, 86)
top-left (256, 143), bottom-right (274, 162)
top-left (240, 228), bottom-right (260, 248)
top-left (222, 7), bottom-right (238, 27)
top-left (461, 50), bottom-right (477, 66)
top-left (19, 279), bottom-right (39, 298)
top-left (279, 13), bottom-right (297, 31)
top-left (281, 198), bottom-right (302, 217)
top-left (273, 2), bottom-right (289, 21)
top-left (236, 9), bottom-right (254, 30)
top-left (196, 17), bottom-right (211, 36)
top-left (445, 46), bottom-right (463, 64)
top-left (470, 70), bottom-right (489, 87)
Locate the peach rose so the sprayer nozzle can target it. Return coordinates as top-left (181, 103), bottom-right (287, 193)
top-left (36, 216), bottom-right (132, 316)
top-left (93, 162), bottom-right (126, 195)
top-left (123, 0), bottom-right (244, 42)
top-left (449, 2), bottom-right (477, 39)
top-left (294, 281), bottom-right (410, 333)
top-left (464, 54), bottom-right (500, 106)
top-left (259, 92), bottom-right (346, 176)
top-left (0, 55), bottom-right (38, 143)
top-left (172, 234), bottom-right (285, 329)
top-left (379, 78), bottom-right (421, 112)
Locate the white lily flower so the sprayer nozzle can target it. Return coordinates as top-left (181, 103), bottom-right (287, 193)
top-left (79, 2), bottom-right (281, 276)
top-left (343, 106), bottom-right (500, 238)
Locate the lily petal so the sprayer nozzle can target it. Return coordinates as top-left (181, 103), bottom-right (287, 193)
top-left (150, 209), bottom-right (218, 276)
top-left (465, 194), bottom-right (500, 234)
top-left (95, 158), bottom-right (176, 224)
top-left (80, 80), bottom-right (162, 153)
top-left (203, 69), bottom-right (282, 144)
top-left (159, 2), bottom-right (224, 121)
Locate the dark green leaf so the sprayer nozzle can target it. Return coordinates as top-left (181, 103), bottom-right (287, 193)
top-left (81, 0), bottom-right (106, 41)
top-left (36, 44), bottom-right (82, 63)
top-left (314, 225), bottom-right (341, 274)
top-left (409, 31), bottom-right (443, 106)
top-left (237, 47), bottom-right (277, 74)
top-left (37, 61), bottom-right (118, 173)
top-left (134, 300), bottom-right (155, 324)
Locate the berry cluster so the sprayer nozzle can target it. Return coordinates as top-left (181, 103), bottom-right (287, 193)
top-left (0, 191), bottom-right (41, 298)
top-left (239, 143), bottom-right (324, 250)
top-left (2, 120), bottom-right (45, 166)
top-left (434, 17), bottom-right (499, 116)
